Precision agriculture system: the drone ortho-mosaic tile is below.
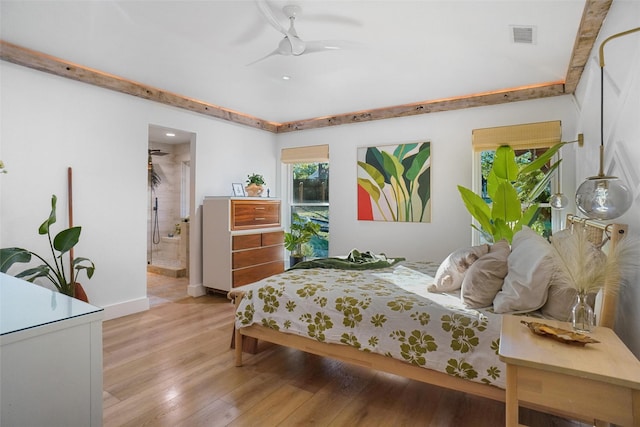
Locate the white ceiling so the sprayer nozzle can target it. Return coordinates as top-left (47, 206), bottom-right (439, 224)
top-left (1, 0), bottom-right (586, 123)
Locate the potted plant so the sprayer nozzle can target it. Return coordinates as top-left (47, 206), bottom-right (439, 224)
top-left (457, 143), bottom-right (563, 243)
top-left (245, 173), bottom-right (265, 197)
top-left (0, 195), bottom-right (95, 301)
top-left (284, 213), bottom-right (321, 266)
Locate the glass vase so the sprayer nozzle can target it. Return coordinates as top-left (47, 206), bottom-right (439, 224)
top-left (571, 291), bottom-right (595, 333)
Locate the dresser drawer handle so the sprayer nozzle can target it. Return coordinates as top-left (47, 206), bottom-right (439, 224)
top-left (254, 207), bottom-right (266, 210)
top-left (254, 217), bottom-right (266, 220)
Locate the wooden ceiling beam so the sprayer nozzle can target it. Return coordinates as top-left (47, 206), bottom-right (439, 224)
top-left (277, 82), bottom-right (566, 133)
top-left (564, 0), bottom-right (613, 94)
top-left (0, 0), bottom-right (609, 134)
top-left (0, 40), bottom-right (280, 133)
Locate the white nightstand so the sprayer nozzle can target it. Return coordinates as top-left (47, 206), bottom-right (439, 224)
top-left (499, 314), bottom-right (640, 427)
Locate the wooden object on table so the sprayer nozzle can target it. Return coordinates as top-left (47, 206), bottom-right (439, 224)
top-left (203, 197), bottom-right (284, 292)
top-left (499, 314), bottom-right (640, 427)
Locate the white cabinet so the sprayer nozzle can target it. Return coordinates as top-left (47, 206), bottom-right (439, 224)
top-left (203, 197), bottom-right (284, 292)
top-left (0, 273), bottom-right (103, 427)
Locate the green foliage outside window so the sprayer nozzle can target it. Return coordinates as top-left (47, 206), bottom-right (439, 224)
top-left (459, 144), bottom-right (563, 243)
top-left (291, 163), bottom-right (329, 257)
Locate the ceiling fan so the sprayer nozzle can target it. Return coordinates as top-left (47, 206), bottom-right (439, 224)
top-left (248, 1), bottom-right (358, 65)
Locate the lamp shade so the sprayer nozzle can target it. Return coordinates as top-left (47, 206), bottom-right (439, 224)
top-left (575, 176), bottom-right (632, 220)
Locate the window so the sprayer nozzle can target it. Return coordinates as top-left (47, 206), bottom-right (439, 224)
top-left (282, 145), bottom-right (329, 258)
top-left (290, 163), bottom-right (329, 257)
top-left (472, 121), bottom-right (562, 243)
top-left (479, 147), bottom-right (553, 239)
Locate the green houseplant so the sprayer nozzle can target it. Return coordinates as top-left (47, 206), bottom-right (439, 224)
top-left (457, 143), bottom-right (563, 243)
top-left (0, 195), bottom-right (95, 299)
top-left (245, 173), bottom-right (265, 197)
top-left (285, 213), bottom-right (321, 265)
top-left (246, 173), bottom-right (265, 186)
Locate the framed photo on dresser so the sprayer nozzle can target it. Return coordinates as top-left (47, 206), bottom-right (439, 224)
top-left (232, 183), bottom-right (245, 197)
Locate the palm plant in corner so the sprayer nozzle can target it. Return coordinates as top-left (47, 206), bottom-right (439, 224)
top-left (458, 143), bottom-right (563, 243)
top-left (0, 195), bottom-right (95, 300)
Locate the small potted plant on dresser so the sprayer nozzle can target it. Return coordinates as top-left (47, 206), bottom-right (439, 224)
top-left (245, 173), bottom-right (265, 197)
top-left (285, 213), bottom-right (321, 267)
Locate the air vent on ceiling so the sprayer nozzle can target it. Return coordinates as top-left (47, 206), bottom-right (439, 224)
top-left (510, 25), bottom-right (536, 44)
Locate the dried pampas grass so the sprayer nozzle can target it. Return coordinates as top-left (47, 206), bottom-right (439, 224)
top-left (550, 228), bottom-right (640, 296)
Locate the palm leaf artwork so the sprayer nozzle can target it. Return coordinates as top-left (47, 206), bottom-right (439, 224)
top-left (357, 142), bottom-right (431, 222)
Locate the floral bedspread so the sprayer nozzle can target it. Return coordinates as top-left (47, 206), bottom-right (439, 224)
top-left (234, 261), bottom-right (504, 389)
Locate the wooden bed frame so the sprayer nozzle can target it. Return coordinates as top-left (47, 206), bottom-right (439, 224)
top-left (231, 215), bottom-right (627, 405)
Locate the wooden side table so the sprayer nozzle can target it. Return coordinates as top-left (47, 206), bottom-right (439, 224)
top-left (499, 315), bottom-right (640, 427)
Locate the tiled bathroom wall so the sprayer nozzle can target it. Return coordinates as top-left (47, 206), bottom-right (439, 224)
top-left (147, 141), bottom-right (190, 275)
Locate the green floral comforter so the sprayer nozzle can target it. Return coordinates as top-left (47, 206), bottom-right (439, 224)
top-left (235, 261), bottom-right (504, 389)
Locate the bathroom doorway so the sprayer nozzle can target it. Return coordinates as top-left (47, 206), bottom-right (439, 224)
top-left (147, 124), bottom-right (194, 279)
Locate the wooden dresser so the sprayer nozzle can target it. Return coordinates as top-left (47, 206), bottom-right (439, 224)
top-left (203, 197), bottom-right (284, 292)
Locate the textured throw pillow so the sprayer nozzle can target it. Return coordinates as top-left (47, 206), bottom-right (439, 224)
top-left (493, 227), bottom-right (554, 314)
top-left (428, 244), bottom-right (490, 293)
top-left (460, 239), bottom-right (511, 308)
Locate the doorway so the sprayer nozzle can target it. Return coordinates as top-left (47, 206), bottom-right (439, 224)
top-left (147, 124), bottom-right (194, 280)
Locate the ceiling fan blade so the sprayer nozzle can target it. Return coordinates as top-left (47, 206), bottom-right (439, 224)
top-left (246, 48), bottom-right (281, 66)
top-left (303, 40), bottom-right (362, 54)
top-left (289, 36), bottom-right (306, 56)
top-left (303, 14), bottom-right (363, 28)
top-left (255, 0), bottom-right (288, 36)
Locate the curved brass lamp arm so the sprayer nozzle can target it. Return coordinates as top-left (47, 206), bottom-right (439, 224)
top-left (596, 27), bottom-right (640, 176)
top-left (599, 27), bottom-right (640, 67)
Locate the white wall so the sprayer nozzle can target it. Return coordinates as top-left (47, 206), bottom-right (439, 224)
top-left (573, 0), bottom-right (640, 356)
top-left (0, 62), bottom-right (277, 319)
top-left (277, 96), bottom-right (578, 264)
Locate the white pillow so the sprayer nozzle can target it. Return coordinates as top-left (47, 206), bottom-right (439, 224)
top-left (428, 244), bottom-right (490, 293)
top-left (460, 239), bottom-right (511, 308)
top-left (493, 227), bottom-right (554, 314)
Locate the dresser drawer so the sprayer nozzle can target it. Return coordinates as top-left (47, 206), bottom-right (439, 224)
top-left (232, 245), bottom-right (284, 269)
top-left (233, 261), bottom-right (285, 287)
top-left (262, 231), bottom-right (284, 246)
top-left (232, 234), bottom-right (262, 250)
top-left (231, 200), bottom-right (281, 230)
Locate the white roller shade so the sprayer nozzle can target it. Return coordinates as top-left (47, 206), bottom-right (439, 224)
top-left (472, 120), bottom-right (561, 151)
top-left (281, 145), bottom-right (329, 164)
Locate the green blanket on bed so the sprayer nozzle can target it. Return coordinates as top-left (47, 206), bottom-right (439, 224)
top-left (288, 249), bottom-right (405, 271)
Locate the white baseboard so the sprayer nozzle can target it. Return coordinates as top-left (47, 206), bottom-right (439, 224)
top-left (188, 282), bottom-right (206, 297)
top-left (102, 297), bottom-right (150, 321)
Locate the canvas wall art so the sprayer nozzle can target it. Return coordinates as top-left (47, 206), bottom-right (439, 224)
top-left (357, 142), bottom-right (431, 222)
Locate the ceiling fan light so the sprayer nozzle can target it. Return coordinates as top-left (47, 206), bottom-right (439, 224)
top-left (575, 176), bottom-right (632, 220)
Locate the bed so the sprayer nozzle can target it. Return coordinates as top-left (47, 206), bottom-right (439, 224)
top-left (230, 215), bottom-right (628, 404)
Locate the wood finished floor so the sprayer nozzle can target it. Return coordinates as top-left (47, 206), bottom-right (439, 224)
top-left (102, 273), bottom-right (590, 427)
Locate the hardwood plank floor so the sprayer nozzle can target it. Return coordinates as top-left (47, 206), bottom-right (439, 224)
top-left (102, 273), bottom-right (590, 426)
